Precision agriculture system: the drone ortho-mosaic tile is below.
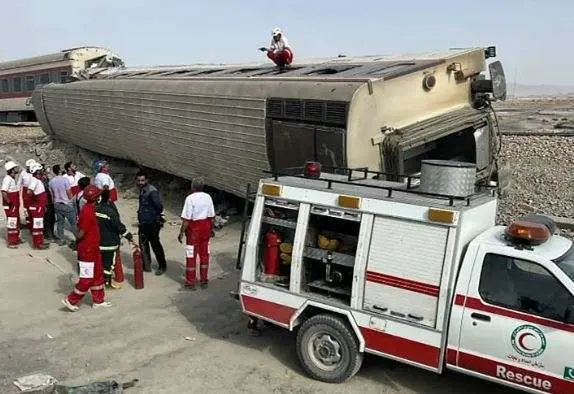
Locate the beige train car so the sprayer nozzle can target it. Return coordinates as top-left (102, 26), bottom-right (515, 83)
top-left (32, 47), bottom-right (505, 197)
top-left (0, 46), bottom-right (123, 122)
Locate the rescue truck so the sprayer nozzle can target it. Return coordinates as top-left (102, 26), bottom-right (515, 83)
top-left (237, 160), bottom-right (574, 393)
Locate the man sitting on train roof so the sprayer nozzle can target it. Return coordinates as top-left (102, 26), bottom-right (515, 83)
top-left (259, 28), bottom-right (293, 68)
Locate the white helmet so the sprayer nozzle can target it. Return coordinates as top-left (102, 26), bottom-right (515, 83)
top-left (272, 27), bottom-right (282, 37)
top-left (4, 161), bottom-right (18, 172)
top-left (25, 159), bottom-right (37, 168)
top-left (30, 163), bottom-right (43, 174)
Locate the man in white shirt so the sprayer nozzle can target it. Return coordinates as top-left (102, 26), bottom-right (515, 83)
top-left (178, 177), bottom-right (215, 290)
top-left (2, 161), bottom-right (22, 248)
top-left (259, 28), bottom-right (294, 68)
top-left (63, 161), bottom-right (85, 196)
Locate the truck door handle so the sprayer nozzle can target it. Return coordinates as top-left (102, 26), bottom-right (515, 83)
top-left (471, 312), bottom-right (491, 322)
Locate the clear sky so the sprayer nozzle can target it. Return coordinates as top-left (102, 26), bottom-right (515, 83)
top-left (2, 0), bottom-right (572, 85)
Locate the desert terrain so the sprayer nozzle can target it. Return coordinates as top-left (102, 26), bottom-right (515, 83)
top-left (0, 97), bottom-right (572, 393)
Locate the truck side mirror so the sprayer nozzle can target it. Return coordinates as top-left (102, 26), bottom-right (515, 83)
top-left (565, 305), bottom-right (574, 324)
top-left (489, 61), bottom-right (507, 101)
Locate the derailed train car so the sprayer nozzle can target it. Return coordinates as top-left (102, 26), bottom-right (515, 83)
top-left (32, 47), bottom-right (506, 197)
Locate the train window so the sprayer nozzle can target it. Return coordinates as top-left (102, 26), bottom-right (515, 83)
top-left (59, 71), bottom-right (68, 83)
top-left (25, 76), bottom-right (35, 91)
top-left (12, 77), bottom-right (22, 92)
top-left (39, 73), bottom-right (50, 84)
top-left (1, 79), bottom-right (9, 93)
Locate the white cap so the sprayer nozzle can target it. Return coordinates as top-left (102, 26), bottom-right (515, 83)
top-left (272, 28), bottom-right (282, 37)
top-left (5, 161), bottom-right (18, 172)
top-left (25, 159), bottom-right (37, 168)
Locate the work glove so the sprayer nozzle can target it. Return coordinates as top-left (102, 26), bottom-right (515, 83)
top-left (258, 47), bottom-right (268, 52)
top-left (124, 232), bottom-right (134, 243)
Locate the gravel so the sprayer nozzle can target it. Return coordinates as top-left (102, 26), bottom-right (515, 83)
top-left (497, 135), bottom-right (574, 238)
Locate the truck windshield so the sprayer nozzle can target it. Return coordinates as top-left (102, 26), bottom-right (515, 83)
top-left (554, 245), bottom-right (574, 281)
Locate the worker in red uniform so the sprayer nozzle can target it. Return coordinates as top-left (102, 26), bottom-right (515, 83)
top-left (63, 161), bottom-right (85, 196)
top-left (27, 163), bottom-right (50, 249)
top-left (259, 28), bottom-right (293, 68)
top-left (2, 161), bottom-right (22, 248)
top-left (178, 177), bottom-right (215, 290)
top-left (62, 185), bottom-right (112, 311)
top-left (94, 160), bottom-right (118, 203)
top-left (18, 159), bottom-right (37, 230)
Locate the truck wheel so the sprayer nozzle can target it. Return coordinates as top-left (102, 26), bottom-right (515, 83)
top-left (296, 314), bottom-right (363, 383)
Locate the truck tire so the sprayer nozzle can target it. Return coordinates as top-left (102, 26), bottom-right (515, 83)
top-left (296, 314), bottom-right (363, 383)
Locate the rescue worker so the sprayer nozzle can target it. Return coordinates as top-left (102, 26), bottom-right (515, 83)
top-left (62, 185), bottom-right (112, 311)
top-left (18, 159), bottom-right (37, 230)
top-left (178, 177), bottom-right (215, 290)
top-left (73, 176), bottom-right (91, 214)
top-left (1, 161), bottom-right (22, 248)
top-left (259, 28), bottom-right (293, 68)
top-left (96, 189), bottom-right (133, 289)
top-left (136, 170), bottom-right (167, 275)
top-left (27, 163), bottom-right (50, 249)
top-left (63, 161), bottom-right (85, 196)
top-left (94, 160), bottom-right (118, 203)
top-left (41, 164), bottom-right (56, 241)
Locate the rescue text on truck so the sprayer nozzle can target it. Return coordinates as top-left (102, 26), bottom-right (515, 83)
top-left (236, 160), bottom-right (574, 393)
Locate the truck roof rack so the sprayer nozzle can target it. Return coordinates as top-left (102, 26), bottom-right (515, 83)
top-left (265, 165), bottom-right (494, 207)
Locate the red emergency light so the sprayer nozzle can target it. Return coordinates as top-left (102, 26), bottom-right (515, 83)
top-left (506, 220), bottom-right (551, 245)
top-left (304, 161), bottom-right (321, 179)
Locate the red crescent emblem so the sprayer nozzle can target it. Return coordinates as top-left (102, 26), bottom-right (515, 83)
top-left (518, 332), bottom-right (535, 351)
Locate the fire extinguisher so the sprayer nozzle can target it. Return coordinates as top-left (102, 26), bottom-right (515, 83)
top-left (263, 229), bottom-right (282, 276)
top-left (132, 243), bottom-right (144, 289)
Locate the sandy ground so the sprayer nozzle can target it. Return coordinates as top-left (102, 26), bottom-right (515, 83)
top-left (0, 196), bottom-right (514, 394)
top-left (3, 97), bottom-right (573, 393)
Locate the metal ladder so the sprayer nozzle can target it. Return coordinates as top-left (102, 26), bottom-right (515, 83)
top-left (235, 183), bottom-right (257, 270)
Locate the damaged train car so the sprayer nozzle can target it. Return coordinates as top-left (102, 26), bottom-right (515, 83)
top-left (32, 47), bottom-right (506, 197)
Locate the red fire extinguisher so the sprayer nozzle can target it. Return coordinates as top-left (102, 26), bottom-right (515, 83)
top-left (132, 244), bottom-right (144, 289)
top-left (114, 246), bottom-right (125, 284)
top-left (263, 229), bottom-right (281, 276)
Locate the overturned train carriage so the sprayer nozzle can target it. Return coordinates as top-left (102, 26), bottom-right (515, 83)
top-left (32, 47), bottom-right (504, 197)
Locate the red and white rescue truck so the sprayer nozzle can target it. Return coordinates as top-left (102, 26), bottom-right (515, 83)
top-left (237, 160), bottom-right (574, 393)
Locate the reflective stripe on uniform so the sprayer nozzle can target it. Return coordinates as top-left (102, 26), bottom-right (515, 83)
top-left (90, 284), bottom-right (104, 291)
top-left (95, 212), bottom-right (110, 220)
top-left (186, 267), bottom-right (196, 272)
top-left (99, 245), bottom-right (119, 251)
top-left (73, 287), bottom-right (88, 295)
top-left (200, 264), bottom-right (209, 269)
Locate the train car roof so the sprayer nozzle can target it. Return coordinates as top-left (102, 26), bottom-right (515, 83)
top-left (96, 47), bottom-right (486, 81)
top-left (0, 46), bottom-right (114, 71)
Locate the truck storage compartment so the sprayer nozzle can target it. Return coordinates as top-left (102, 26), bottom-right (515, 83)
top-left (363, 216), bottom-right (448, 328)
top-left (255, 197), bottom-right (300, 288)
top-left (300, 205), bottom-right (360, 305)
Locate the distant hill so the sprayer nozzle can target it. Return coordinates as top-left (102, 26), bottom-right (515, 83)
top-left (510, 84), bottom-right (574, 97)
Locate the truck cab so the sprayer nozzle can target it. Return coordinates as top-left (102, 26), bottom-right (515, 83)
top-left (238, 162), bottom-right (574, 393)
top-left (449, 222), bottom-right (574, 393)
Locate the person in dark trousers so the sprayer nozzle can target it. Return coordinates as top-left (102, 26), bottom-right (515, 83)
top-left (96, 189), bottom-right (133, 288)
top-left (136, 170), bottom-right (167, 275)
top-left (41, 164), bottom-right (56, 241)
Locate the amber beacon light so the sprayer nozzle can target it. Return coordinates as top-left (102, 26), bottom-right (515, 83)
top-left (506, 220), bottom-right (551, 245)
